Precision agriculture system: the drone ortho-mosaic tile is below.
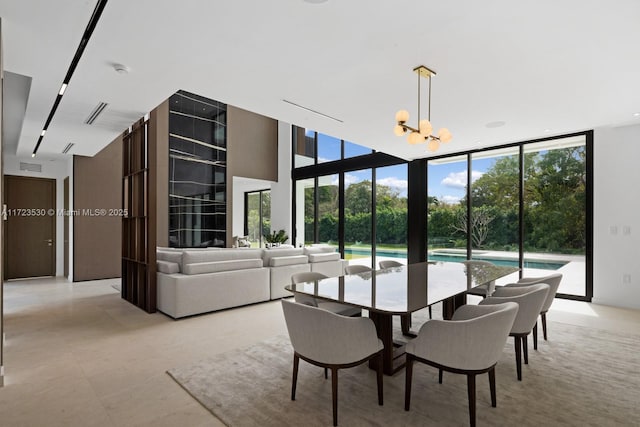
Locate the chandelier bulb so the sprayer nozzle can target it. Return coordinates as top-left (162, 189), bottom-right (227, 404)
top-left (419, 119), bottom-right (433, 136)
top-left (438, 128), bottom-right (452, 143)
top-left (427, 138), bottom-right (440, 152)
top-left (395, 110), bottom-right (410, 123)
top-left (394, 125), bottom-right (407, 136)
top-left (407, 131), bottom-right (424, 145)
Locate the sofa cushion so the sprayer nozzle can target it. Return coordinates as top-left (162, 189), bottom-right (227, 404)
top-left (157, 260), bottom-right (180, 274)
top-left (262, 248), bottom-right (304, 267)
top-left (182, 258), bottom-right (263, 275)
top-left (182, 248), bottom-right (262, 267)
top-left (157, 250), bottom-right (183, 265)
top-left (308, 252), bottom-right (340, 263)
top-left (303, 246), bottom-right (337, 255)
top-left (269, 255), bottom-right (309, 267)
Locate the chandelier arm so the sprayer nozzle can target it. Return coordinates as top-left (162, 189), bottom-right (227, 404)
top-left (398, 123), bottom-right (420, 133)
top-left (417, 70), bottom-right (421, 123)
top-left (428, 75), bottom-right (432, 122)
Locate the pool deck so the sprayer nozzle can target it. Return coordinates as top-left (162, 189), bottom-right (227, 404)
top-left (349, 248), bottom-right (586, 297)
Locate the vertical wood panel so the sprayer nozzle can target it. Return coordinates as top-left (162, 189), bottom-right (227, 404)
top-left (122, 118), bottom-right (156, 313)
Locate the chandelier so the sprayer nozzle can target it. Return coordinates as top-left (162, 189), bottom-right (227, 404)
top-left (394, 65), bottom-right (452, 152)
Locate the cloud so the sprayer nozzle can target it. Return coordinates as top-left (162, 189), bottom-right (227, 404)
top-left (376, 177), bottom-right (408, 191)
top-left (440, 195), bottom-right (462, 205)
top-left (441, 170), bottom-right (484, 188)
top-left (332, 173), bottom-right (361, 187)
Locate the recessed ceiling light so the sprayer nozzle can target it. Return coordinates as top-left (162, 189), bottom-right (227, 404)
top-left (485, 121), bottom-right (506, 128)
top-left (633, 112), bottom-right (640, 117)
top-left (113, 63), bottom-right (130, 74)
top-left (304, 0), bottom-right (329, 3)
top-left (544, 129), bottom-right (551, 133)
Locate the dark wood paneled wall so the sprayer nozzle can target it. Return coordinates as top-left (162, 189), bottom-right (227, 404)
top-left (122, 119), bottom-right (157, 313)
top-left (73, 137), bottom-right (122, 281)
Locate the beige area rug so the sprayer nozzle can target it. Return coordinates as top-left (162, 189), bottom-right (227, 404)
top-left (167, 321), bottom-right (640, 426)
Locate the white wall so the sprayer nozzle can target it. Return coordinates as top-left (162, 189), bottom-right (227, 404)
top-left (270, 121), bottom-right (293, 243)
top-left (3, 154), bottom-right (70, 277)
top-left (593, 124), bottom-right (640, 309)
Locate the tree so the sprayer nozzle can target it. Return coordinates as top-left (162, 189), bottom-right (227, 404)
top-left (452, 207), bottom-right (495, 248)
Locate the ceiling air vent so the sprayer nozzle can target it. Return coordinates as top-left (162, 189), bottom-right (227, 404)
top-left (20, 162), bottom-right (42, 173)
top-left (62, 143), bottom-right (75, 154)
top-left (84, 101), bottom-right (109, 125)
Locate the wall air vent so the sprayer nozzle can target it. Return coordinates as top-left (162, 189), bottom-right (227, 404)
top-left (62, 143), bottom-right (75, 154)
top-left (19, 162), bottom-right (42, 173)
top-left (84, 101), bottom-right (109, 125)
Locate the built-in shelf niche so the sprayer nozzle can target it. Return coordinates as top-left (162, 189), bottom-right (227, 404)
top-left (168, 90), bottom-right (227, 248)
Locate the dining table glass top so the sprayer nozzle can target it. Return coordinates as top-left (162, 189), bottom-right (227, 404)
top-left (285, 261), bottom-right (519, 315)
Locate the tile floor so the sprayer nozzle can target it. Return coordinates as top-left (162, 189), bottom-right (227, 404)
top-left (0, 277), bottom-right (639, 426)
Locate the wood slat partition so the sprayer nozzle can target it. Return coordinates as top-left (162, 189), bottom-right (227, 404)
top-left (122, 118), bottom-right (157, 313)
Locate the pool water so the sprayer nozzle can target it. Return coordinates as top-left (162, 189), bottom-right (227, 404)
top-left (343, 248), bottom-right (567, 270)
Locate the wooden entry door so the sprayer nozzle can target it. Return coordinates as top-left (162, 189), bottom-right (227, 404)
top-left (4, 176), bottom-right (56, 279)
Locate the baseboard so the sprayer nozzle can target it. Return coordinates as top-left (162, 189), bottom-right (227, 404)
top-left (591, 297), bottom-right (640, 310)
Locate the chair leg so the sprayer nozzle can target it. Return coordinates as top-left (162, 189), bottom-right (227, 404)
top-left (523, 334), bottom-right (529, 365)
top-left (488, 367), bottom-right (496, 408)
top-left (514, 336), bottom-right (522, 381)
top-left (467, 374), bottom-right (477, 427)
top-left (291, 354), bottom-right (299, 400)
top-left (331, 367), bottom-right (339, 427)
top-left (376, 353), bottom-right (383, 406)
top-left (401, 314), bottom-right (412, 335)
top-left (428, 305), bottom-right (433, 319)
top-left (542, 312), bottom-right (548, 340)
top-left (439, 369), bottom-right (443, 384)
top-left (533, 322), bottom-right (538, 350)
top-left (404, 355), bottom-right (414, 411)
top-left (324, 368), bottom-right (328, 379)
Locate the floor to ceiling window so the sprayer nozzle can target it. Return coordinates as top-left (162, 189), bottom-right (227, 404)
top-left (344, 169), bottom-right (373, 266)
top-left (426, 132), bottom-right (591, 299)
top-left (292, 125), bottom-right (591, 300)
top-left (245, 189), bottom-right (270, 248)
top-left (292, 126), bottom-right (403, 267)
top-left (427, 155), bottom-right (468, 258)
top-left (375, 164), bottom-right (408, 264)
top-left (522, 136), bottom-right (588, 297)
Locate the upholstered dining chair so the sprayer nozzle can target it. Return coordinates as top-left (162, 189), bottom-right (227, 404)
top-left (504, 273), bottom-right (563, 349)
top-left (378, 259), bottom-right (432, 327)
top-left (281, 299), bottom-right (384, 427)
top-left (344, 264), bottom-right (372, 275)
top-left (404, 302), bottom-right (518, 427)
top-left (479, 283), bottom-right (549, 381)
top-left (378, 260), bottom-right (403, 269)
top-left (290, 272), bottom-right (361, 317)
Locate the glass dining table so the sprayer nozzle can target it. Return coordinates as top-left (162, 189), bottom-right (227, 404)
top-left (285, 261), bottom-right (519, 375)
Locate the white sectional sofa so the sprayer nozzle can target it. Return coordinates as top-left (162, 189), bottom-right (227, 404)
top-left (155, 245), bottom-right (347, 318)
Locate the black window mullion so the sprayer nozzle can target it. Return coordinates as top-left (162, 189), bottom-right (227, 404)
top-left (466, 154), bottom-right (472, 259)
top-left (518, 145), bottom-right (525, 276)
top-left (371, 168), bottom-right (377, 269)
top-left (314, 176), bottom-right (319, 243)
top-left (338, 173), bottom-right (345, 256)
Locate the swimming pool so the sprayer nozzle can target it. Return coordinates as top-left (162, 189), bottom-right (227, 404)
top-left (343, 248), bottom-right (567, 270)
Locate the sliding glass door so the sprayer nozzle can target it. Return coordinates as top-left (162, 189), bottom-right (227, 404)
top-left (523, 136), bottom-right (587, 297)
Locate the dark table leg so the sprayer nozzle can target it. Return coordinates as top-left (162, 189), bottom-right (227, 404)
top-left (442, 294), bottom-right (467, 320)
top-left (368, 311), bottom-right (406, 375)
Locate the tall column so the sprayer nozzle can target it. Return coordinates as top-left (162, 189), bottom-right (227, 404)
top-left (270, 121), bottom-right (293, 244)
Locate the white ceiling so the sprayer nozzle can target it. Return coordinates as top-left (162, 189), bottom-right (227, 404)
top-left (2, 0), bottom-right (640, 161)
